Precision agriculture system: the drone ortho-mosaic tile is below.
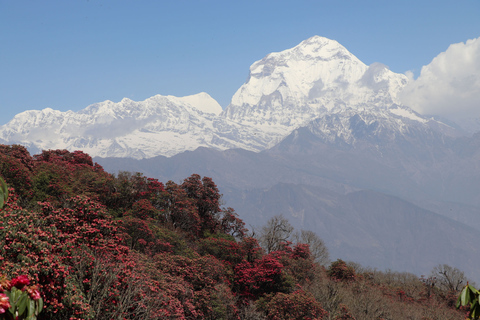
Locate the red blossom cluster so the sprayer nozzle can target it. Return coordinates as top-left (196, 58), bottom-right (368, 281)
top-left (0, 293), bottom-right (9, 314)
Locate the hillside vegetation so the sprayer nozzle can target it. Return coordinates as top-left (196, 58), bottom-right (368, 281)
top-left (0, 145), bottom-right (470, 319)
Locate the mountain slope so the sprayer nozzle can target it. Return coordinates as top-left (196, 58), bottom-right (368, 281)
top-left (228, 183), bottom-right (480, 280)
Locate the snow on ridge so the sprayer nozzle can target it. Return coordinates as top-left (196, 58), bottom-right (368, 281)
top-left (170, 92), bottom-right (222, 115)
top-left (389, 107), bottom-right (427, 123)
top-left (0, 92), bottom-right (227, 159)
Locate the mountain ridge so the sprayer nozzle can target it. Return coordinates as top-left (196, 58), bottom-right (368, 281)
top-left (0, 35), bottom-right (454, 159)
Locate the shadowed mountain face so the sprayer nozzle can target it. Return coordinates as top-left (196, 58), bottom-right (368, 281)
top-left (226, 184), bottom-right (479, 279)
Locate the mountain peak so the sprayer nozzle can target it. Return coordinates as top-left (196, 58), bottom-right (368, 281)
top-left (224, 36), bottom-right (408, 141)
top-left (296, 35), bottom-right (350, 56)
top-left (172, 92), bottom-right (222, 115)
top-left (260, 35), bottom-right (356, 65)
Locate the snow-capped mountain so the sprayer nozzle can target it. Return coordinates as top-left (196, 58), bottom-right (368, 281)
top-left (0, 36), bottom-right (454, 159)
top-left (222, 36), bottom-right (410, 147)
top-left (0, 93), bottom-right (224, 158)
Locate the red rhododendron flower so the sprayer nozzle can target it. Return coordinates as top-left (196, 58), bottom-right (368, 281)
top-left (10, 275), bottom-right (30, 290)
top-left (0, 277), bottom-right (10, 293)
top-left (27, 286), bottom-right (41, 301)
top-left (0, 293), bottom-right (11, 314)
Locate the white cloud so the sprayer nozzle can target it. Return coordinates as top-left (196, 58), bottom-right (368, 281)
top-left (399, 37), bottom-right (480, 131)
top-left (404, 70), bottom-right (414, 81)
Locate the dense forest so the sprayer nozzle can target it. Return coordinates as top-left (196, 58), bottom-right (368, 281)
top-left (0, 145), bottom-right (473, 319)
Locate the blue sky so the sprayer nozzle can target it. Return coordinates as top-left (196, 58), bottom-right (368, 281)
top-left (1, 0), bottom-right (479, 125)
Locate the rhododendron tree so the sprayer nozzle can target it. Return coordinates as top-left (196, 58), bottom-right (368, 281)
top-left (234, 254), bottom-right (290, 300)
top-left (180, 174), bottom-right (246, 238)
top-left (0, 154), bottom-right (33, 202)
top-left (269, 242), bottom-right (317, 287)
top-left (197, 235), bottom-right (245, 265)
top-left (181, 174), bottom-right (222, 234)
top-left (146, 252), bottom-right (238, 319)
top-left (31, 150), bottom-right (112, 206)
top-left (161, 180), bottom-right (202, 237)
top-left (327, 259), bottom-right (356, 282)
top-left (256, 289), bottom-right (327, 320)
top-left (0, 146), bottom-right (35, 172)
top-left (121, 216), bottom-right (173, 255)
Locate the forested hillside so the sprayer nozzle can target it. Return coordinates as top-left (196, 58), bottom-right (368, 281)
top-left (0, 145), bottom-right (470, 319)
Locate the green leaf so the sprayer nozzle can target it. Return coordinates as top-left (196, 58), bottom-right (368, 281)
top-left (0, 177), bottom-right (8, 209)
top-left (470, 284), bottom-right (480, 294)
top-left (36, 298), bottom-right (43, 315)
top-left (17, 292), bottom-right (29, 316)
top-left (457, 292), bottom-right (463, 309)
top-left (28, 299), bottom-right (35, 318)
top-left (461, 286), bottom-right (470, 306)
top-left (12, 287), bottom-right (22, 302)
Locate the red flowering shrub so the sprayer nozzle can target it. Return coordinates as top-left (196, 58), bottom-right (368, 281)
top-left (257, 289), bottom-right (327, 320)
top-left (100, 172), bottom-right (164, 217)
top-left (146, 252), bottom-right (237, 319)
top-left (327, 259), bottom-right (356, 282)
top-left (0, 145), bottom-right (35, 172)
top-left (0, 145), bottom-right (35, 202)
top-left (0, 154), bottom-right (34, 201)
top-left (181, 174), bottom-right (222, 234)
top-left (0, 293), bottom-right (10, 314)
top-left (153, 226), bottom-right (193, 257)
top-left (239, 237), bottom-right (263, 263)
top-left (129, 199), bottom-right (158, 219)
top-left (121, 216), bottom-right (173, 255)
top-left (270, 242), bottom-right (317, 286)
top-left (234, 254), bottom-right (291, 299)
top-left (0, 191), bottom-right (133, 318)
top-left (33, 149), bottom-right (95, 167)
top-left (198, 235), bottom-right (245, 265)
top-left (32, 150), bottom-right (113, 205)
top-left (161, 180), bottom-right (202, 237)
top-left (219, 207), bottom-right (247, 239)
